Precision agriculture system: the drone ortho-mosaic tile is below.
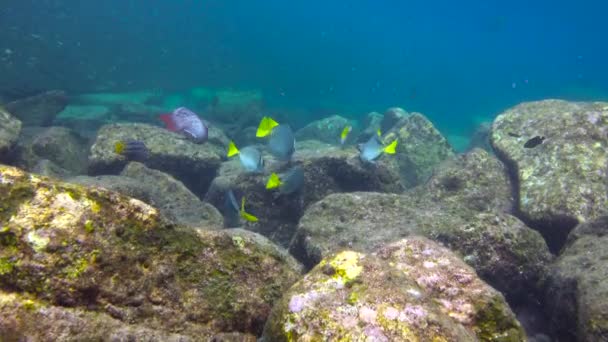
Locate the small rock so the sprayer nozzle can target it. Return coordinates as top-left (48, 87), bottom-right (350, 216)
top-left (295, 115), bottom-right (351, 144)
top-left (0, 106), bottom-right (21, 162)
top-left (5, 90), bottom-right (68, 127)
top-left (380, 107), bottom-right (408, 133)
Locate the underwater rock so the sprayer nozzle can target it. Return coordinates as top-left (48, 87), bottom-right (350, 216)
top-left (544, 216), bottom-right (608, 341)
top-left (380, 106), bottom-right (409, 133)
top-left (263, 237), bottom-right (526, 341)
top-left (70, 162), bottom-right (224, 228)
top-left (0, 164), bottom-right (302, 339)
top-left (383, 112), bottom-right (455, 188)
top-left (11, 126), bottom-right (89, 176)
top-left (0, 106), bottom-right (21, 162)
top-left (292, 191), bottom-right (551, 300)
top-left (414, 148), bottom-right (513, 213)
top-left (4, 90), bottom-right (68, 127)
top-left (205, 140), bottom-right (403, 247)
top-left (107, 103), bottom-right (166, 125)
top-left (468, 121), bottom-right (493, 152)
top-left (88, 123), bottom-right (228, 197)
top-left (357, 111), bottom-right (383, 143)
top-left (31, 159), bottom-right (72, 179)
top-left (294, 115), bottom-right (351, 144)
top-left (491, 99), bottom-right (608, 252)
top-left (53, 104), bottom-right (112, 140)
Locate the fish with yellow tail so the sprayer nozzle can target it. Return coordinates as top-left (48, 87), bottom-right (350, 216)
top-left (227, 141), bottom-right (264, 172)
top-left (340, 126), bottom-right (352, 146)
top-left (256, 116), bottom-right (295, 161)
top-left (224, 190), bottom-right (258, 223)
top-left (266, 166), bottom-right (304, 195)
top-left (358, 135), bottom-right (398, 163)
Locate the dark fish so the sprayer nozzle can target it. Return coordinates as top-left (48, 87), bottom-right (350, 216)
top-left (268, 125), bottom-right (296, 161)
top-left (524, 136), bottom-right (545, 148)
top-left (508, 132), bottom-right (522, 138)
top-left (115, 140), bottom-right (149, 161)
top-left (159, 107), bottom-right (208, 143)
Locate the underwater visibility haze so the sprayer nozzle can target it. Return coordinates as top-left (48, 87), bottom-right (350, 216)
top-left (1, 1), bottom-right (608, 341)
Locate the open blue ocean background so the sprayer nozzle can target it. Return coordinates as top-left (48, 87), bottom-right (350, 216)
top-left (1, 0), bottom-right (607, 148)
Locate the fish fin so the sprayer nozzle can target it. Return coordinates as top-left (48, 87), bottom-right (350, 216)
top-left (266, 173), bottom-right (282, 190)
top-left (159, 114), bottom-right (177, 131)
top-left (227, 141), bottom-right (240, 157)
top-left (384, 139), bottom-right (398, 154)
top-left (256, 116), bottom-right (279, 137)
top-left (240, 197), bottom-right (258, 222)
top-left (377, 129), bottom-right (382, 137)
top-left (114, 141), bottom-right (125, 154)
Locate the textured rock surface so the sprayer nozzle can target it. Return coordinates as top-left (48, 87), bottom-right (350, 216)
top-left (264, 237), bottom-right (526, 341)
top-left (205, 140), bottom-right (403, 246)
top-left (0, 165), bottom-right (302, 339)
top-left (380, 107), bottom-right (409, 133)
top-left (545, 216), bottom-right (608, 341)
top-left (0, 106), bottom-right (21, 161)
top-left (491, 100), bottom-right (608, 251)
top-left (383, 112), bottom-right (455, 188)
top-left (292, 149), bottom-right (551, 300)
top-left (416, 148), bottom-right (513, 213)
top-left (295, 115), bottom-right (351, 144)
top-left (71, 162), bottom-right (224, 228)
top-left (4, 90), bottom-right (68, 126)
top-left (292, 192), bottom-right (550, 300)
top-left (11, 126), bottom-right (89, 176)
top-left (88, 123), bottom-right (228, 197)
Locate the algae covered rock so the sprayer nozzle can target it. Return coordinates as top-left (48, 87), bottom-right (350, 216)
top-left (544, 216), bottom-right (608, 341)
top-left (264, 237), bottom-right (525, 341)
top-left (417, 148), bottom-right (513, 213)
top-left (4, 90), bottom-right (68, 126)
top-left (292, 191), bottom-right (551, 300)
top-left (383, 112), bottom-right (455, 188)
top-left (205, 140), bottom-right (402, 246)
top-left (11, 126), bottom-right (89, 176)
top-left (0, 106), bottom-right (21, 161)
top-left (0, 164), bottom-right (302, 339)
top-left (70, 161), bottom-right (224, 228)
top-left (491, 100), bottom-right (608, 251)
top-left (88, 123), bottom-right (228, 196)
top-left (295, 115), bottom-right (351, 144)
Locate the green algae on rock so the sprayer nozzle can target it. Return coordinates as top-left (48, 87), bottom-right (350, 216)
top-left (0, 164), bottom-right (302, 339)
top-left (383, 112), bottom-right (455, 188)
top-left (0, 106), bottom-right (21, 162)
top-left (490, 99), bottom-right (608, 252)
top-left (545, 216), bottom-right (608, 341)
top-left (263, 237), bottom-right (526, 341)
top-left (88, 123), bottom-right (228, 197)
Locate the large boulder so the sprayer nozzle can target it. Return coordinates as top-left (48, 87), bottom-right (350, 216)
top-left (383, 112), bottom-right (455, 188)
top-left (544, 216), bottom-right (608, 341)
top-left (292, 149), bottom-right (551, 300)
top-left (0, 106), bottom-right (21, 161)
top-left (263, 237), bottom-right (526, 341)
top-left (4, 90), bottom-right (68, 127)
top-left (88, 123), bottom-right (228, 197)
top-left (54, 104), bottom-right (112, 140)
top-left (491, 100), bottom-right (608, 252)
top-left (0, 164), bottom-right (302, 339)
top-left (205, 140), bottom-right (403, 247)
top-left (70, 162), bottom-right (224, 228)
top-left (380, 107), bottom-right (408, 133)
top-left (295, 115), bottom-right (351, 144)
top-left (11, 126), bottom-right (89, 176)
top-left (357, 111), bottom-right (383, 143)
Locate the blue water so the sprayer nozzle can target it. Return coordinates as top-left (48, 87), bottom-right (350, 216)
top-left (1, 0), bottom-right (607, 141)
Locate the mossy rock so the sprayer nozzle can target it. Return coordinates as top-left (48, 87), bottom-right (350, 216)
top-left (383, 112), bottom-right (455, 188)
top-left (263, 237), bottom-right (526, 341)
top-left (0, 106), bottom-right (21, 162)
top-left (0, 164), bottom-right (302, 339)
top-left (491, 99), bottom-right (608, 252)
top-left (88, 123), bottom-right (228, 197)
